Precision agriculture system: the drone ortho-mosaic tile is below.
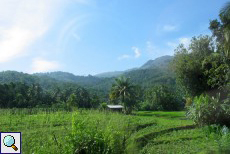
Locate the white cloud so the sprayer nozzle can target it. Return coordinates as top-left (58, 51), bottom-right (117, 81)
top-left (167, 42), bottom-right (178, 48)
top-left (31, 58), bottom-right (60, 73)
top-left (0, 0), bottom-right (64, 63)
top-left (118, 46), bottom-right (141, 60)
top-left (146, 41), bottom-right (157, 54)
top-left (162, 25), bottom-right (177, 32)
top-left (179, 37), bottom-right (191, 48)
top-left (132, 47), bottom-right (141, 58)
top-left (146, 41), bottom-right (173, 58)
top-left (166, 37), bottom-right (191, 49)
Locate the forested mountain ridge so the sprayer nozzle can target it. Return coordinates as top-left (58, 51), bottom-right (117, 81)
top-left (34, 71), bottom-right (103, 86)
top-left (0, 55), bottom-right (175, 96)
top-left (95, 55), bottom-right (173, 78)
top-left (140, 55), bottom-right (173, 70)
top-left (0, 70), bottom-right (102, 94)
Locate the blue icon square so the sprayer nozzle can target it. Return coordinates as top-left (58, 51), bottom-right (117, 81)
top-left (0, 132), bottom-right (21, 154)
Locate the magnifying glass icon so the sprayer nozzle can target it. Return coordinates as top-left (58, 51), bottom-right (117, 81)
top-left (3, 135), bottom-right (18, 151)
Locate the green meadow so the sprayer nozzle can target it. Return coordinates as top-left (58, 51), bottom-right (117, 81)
top-left (1, 109), bottom-right (229, 154)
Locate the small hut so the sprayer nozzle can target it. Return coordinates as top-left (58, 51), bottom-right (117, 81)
top-left (107, 105), bottom-right (123, 112)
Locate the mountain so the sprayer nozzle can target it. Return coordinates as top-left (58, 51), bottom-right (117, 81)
top-left (94, 71), bottom-right (124, 78)
top-left (0, 55), bottom-right (175, 99)
top-left (34, 71), bottom-right (102, 86)
top-left (140, 55), bottom-right (173, 69)
top-left (95, 68), bottom-right (138, 78)
top-left (0, 71), bottom-right (85, 92)
top-left (123, 67), bottom-right (175, 89)
top-left (95, 55), bottom-right (173, 78)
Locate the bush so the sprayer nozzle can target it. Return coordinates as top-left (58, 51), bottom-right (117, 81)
top-left (144, 85), bottom-right (183, 111)
top-left (185, 97), bottom-right (193, 108)
top-left (70, 110), bottom-right (143, 154)
top-left (203, 125), bottom-right (230, 153)
top-left (99, 102), bottom-right (107, 110)
top-left (187, 93), bottom-right (230, 126)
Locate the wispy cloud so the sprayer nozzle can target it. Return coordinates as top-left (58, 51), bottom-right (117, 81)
top-left (146, 41), bottom-right (173, 58)
top-left (162, 25), bottom-right (177, 32)
top-left (146, 41), bottom-right (156, 54)
top-left (118, 46), bottom-right (141, 60)
top-left (167, 37), bottom-right (191, 49)
top-left (0, 0), bottom-right (64, 63)
top-left (166, 42), bottom-right (178, 48)
top-left (132, 47), bottom-right (141, 58)
top-left (72, 33), bottom-right (81, 42)
top-left (31, 58), bottom-right (60, 73)
top-left (179, 37), bottom-right (191, 47)
top-left (156, 24), bottom-right (179, 35)
top-left (57, 14), bottom-right (91, 52)
top-left (118, 54), bottom-right (131, 60)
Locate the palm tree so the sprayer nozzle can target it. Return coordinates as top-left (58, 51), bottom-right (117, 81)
top-left (110, 76), bottom-right (136, 113)
top-left (220, 2), bottom-right (230, 58)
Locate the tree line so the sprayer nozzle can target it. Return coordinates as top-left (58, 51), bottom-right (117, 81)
top-left (0, 82), bottom-right (100, 109)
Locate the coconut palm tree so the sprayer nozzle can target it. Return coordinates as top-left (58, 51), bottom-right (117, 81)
top-left (110, 76), bottom-right (137, 113)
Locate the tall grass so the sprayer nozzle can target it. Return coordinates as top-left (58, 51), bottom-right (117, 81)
top-left (70, 110), bottom-right (156, 154)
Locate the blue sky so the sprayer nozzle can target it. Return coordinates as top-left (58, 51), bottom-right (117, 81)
top-left (0, 0), bottom-right (228, 75)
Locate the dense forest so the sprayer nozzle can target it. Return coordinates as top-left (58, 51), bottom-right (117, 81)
top-left (0, 55), bottom-right (176, 110)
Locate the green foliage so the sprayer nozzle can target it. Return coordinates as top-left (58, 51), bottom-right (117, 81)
top-left (66, 93), bottom-right (77, 111)
top-left (172, 35), bottom-right (215, 96)
top-left (209, 2), bottom-right (230, 59)
top-left (185, 97), bottom-right (193, 108)
top-left (0, 82), bottom-right (99, 109)
top-left (0, 108), bottom-right (74, 153)
top-left (110, 76), bottom-right (140, 114)
top-left (220, 2), bottom-right (230, 58)
top-left (187, 94), bottom-right (230, 126)
top-left (202, 124), bottom-right (230, 153)
top-left (99, 102), bottom-right (107, 110)
top-left (70, 110), bottom-right (156, 154)
top-left (143, 85), bottom-right (183, 111)
top-left (1, 108), bottom-right (230, 153)
top-left (202, 53), bottom-right (230, 88)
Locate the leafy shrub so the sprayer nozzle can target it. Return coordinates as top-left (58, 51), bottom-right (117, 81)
top-left (203, 125), bottom-right (230, 153)
top-left (70, 110), bottom-right (145, 154)
top-left (144, 85), bottom-right (183, 111)
top-left (187, 93), bottom-right (230, 126)
top-left (185, 97), bottom-right (193, 107)
top-left (139, 101), bottom-right (152, 111)
top-left (99, 102), bottom-right (107, 110)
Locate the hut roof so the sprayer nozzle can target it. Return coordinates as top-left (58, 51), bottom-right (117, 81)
top-left (107, 105), bottom-right (123, 109)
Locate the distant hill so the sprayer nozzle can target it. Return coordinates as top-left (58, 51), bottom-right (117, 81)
top-left (95, 68), bottom-right (138, 78)
top-left (0, 71), bottom-right (84, 92)
top-left (140, 55), bottom-right (173, 70)
top-left (34, 71), bottom-right (102, 86)
top-left (94, 71), bottom-right (124, 78)
top-left (95, 55), bottom-right (173, 78)
top-left (0, 55), bottom-right (175, 100)
top-left (123, 68), bottom-right (175, 89)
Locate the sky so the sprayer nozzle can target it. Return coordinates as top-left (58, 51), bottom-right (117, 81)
top-left (0, 0), bottom-right (228, 75)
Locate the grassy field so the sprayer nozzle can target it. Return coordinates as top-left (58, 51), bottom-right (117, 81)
top-left (0, 109), bottom-right (229, 153)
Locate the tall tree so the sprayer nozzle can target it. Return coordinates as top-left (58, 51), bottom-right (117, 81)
top-left (110, 76), bottom-right (137, 113)
top-left (220, 2), bottom-right (230, 58)
top-left (172, 35), bottom-right (215, 96)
